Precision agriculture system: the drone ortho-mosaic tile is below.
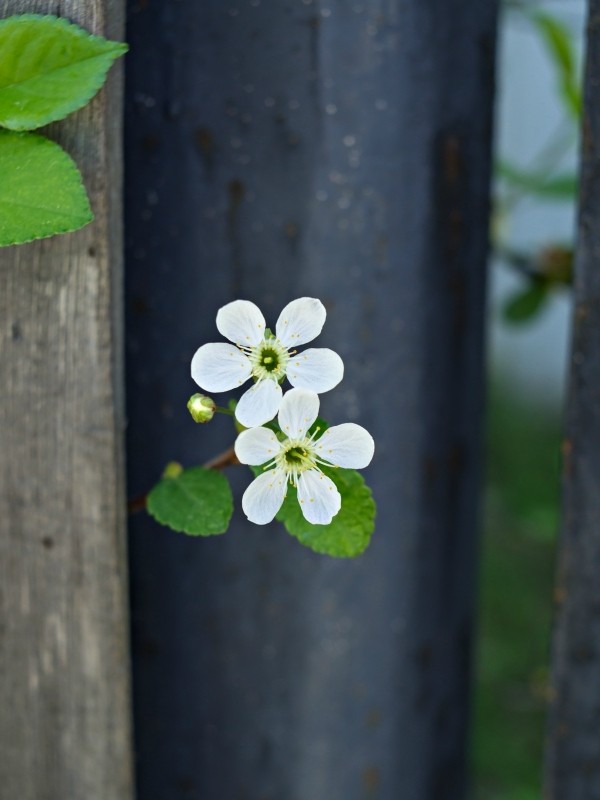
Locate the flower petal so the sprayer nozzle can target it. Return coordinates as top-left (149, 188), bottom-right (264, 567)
top-left (242, 468), bottom-right (288, 525)
top-left (275, 297), bottom-right (327, 347)
top-left (235, 379), bottom-right (282, 427)
top-left (216, 299), bottom-right (266, 346)
top-left (235, 427), bottom-right (282, 466)
top-left (297, 469), bottom-right (341, 525)
top-left (287, 348), bottom-right (344, 393)
top-left (191, 343), bottom-right (252, 392)
top-left (278, 387), bottom-right (319, 439)
top-left (314, 423), bottom-right (375, 469)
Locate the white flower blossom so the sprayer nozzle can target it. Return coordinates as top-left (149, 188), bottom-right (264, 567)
top-left (191, 298), bottom-right (344, 427)
top-left (234, 388), bottom-right (374, 526)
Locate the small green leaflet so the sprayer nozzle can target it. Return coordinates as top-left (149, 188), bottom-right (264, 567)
top-left (498, 161), bottom-right (577, 201)
top-left (530, 12), bottom-right (581, 120)
top-left (276, 467), bottom-right (376, 558)
top-left (0, 15), bottom-right (128, 131)
top-left (147, 466), bottom-right (233, 536)
top-left (0, 130), bottom-right (92, 246)
top-left (503, 282), bottom-right (548, 324)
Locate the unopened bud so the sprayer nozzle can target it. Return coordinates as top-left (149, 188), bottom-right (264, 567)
top-left (163, 461), bottom-right (183, 479)
top-left (537, 245), bottom-right (573, 285)
top-left (187, 393), bottom-right (216, 423)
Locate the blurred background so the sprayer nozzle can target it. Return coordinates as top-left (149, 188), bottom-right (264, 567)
top-left (474, 1), bottom-right (583, 797)
top-left (122, 0), bottom-right (587, 795)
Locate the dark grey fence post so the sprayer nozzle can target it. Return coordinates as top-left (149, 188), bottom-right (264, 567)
top-left (0, 2), bottom-right (133, 798)
top-left (125, 1), bottom-right (497, 797)
top-left (544, 3), bottom-right (600, 797)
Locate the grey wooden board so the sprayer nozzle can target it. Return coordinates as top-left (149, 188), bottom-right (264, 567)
top-left (125, 1), bottom-right (497, 798)
top-left (544, 3), bottom-right (600, 797)
top-left (0, 2), bottom-right (134, 799)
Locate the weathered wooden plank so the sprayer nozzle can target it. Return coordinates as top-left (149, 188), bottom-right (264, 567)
top-left (0, 2), bottom-right (133, 798)
top-left (125, 1), bottom-right (498, 797)
top-left (544, 3), bottom-right (600, 798)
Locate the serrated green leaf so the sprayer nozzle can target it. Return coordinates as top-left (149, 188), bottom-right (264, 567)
top-left (0, 130), bottom-right (92, 246)
top-left (0, 14), bottom-right (128, 130)
top-left (147, 466), bottom-right (233, 536)
top-left (503, 282), bottom-right (548, 324)
top-left (276, 466), bottom-right (376, 558)
top-left (498, 161), bottom-right (577, 200)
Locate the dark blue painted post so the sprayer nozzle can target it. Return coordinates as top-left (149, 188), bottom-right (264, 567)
top-left (125, 1), bottom-right (497, 797)
top-left (544, 3), bottom-right (600, 797)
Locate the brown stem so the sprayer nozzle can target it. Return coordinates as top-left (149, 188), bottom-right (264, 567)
top-left (128, 493), bottom-right (148, 515)
top-left (127, 445), bottom-right (239, 515)
top-left (202, 445), bottom-right (239, 470)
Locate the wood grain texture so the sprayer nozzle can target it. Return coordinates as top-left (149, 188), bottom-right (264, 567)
top-left (544, 3), bottom-right (600, 798)
top-left (0, 2), bottom-right (133, 798)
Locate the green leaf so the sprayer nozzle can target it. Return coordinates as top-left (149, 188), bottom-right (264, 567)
top-left (530, 12), bottom-right (581, 119)
top-left (147, 466), bottom-right (233, 536)
top-left (0, 130), bottom-right (92, 246)
top-left (498, 161), bottom-right (577, 200)
top-left (0, 14), bottom-right (128, 130)
top-left (503, 282), bottom-right (548, 324)
top-left (276, 466), bottom-right (376, 558)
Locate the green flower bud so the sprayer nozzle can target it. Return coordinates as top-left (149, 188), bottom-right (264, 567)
top-left (163, 461), bottom-right (184, 479)
top-left (187, 393), bottom-right (216, 423)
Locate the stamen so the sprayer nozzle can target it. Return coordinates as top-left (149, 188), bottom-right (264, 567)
top-left (308, 426), bottom-right (321, 443)
top-left (249, 337), bottom-right (290, 381)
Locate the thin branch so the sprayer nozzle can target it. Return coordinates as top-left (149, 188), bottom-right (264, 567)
top-left (128, 493), bottom-right (148, 515)
top-left (202, 445), bottom-right (239, 470)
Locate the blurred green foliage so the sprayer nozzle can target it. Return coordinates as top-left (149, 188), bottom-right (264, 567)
top-left (472, 386), bottom-right (560, 799)
top-left (474, 3), bottom-right (576, 796)
top-left (497, 162), bottom-right (577, 201)
top-left (531, 10), bottom-right (581, 120)
top-left (502, 281), bottom-right (549, 324)
top-left (495, 2), bottom-right (580, 324)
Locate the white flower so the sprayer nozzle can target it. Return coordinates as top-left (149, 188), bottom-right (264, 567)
top-left (191, 298), bottom-right (344, 427)
top-left (234, 388), bottom-right (374, 526)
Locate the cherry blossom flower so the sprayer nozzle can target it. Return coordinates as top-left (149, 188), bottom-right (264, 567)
top-left (191, 298), bottom-right (344, 427)
top-left (234, 388), bottom-right (374, 526)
